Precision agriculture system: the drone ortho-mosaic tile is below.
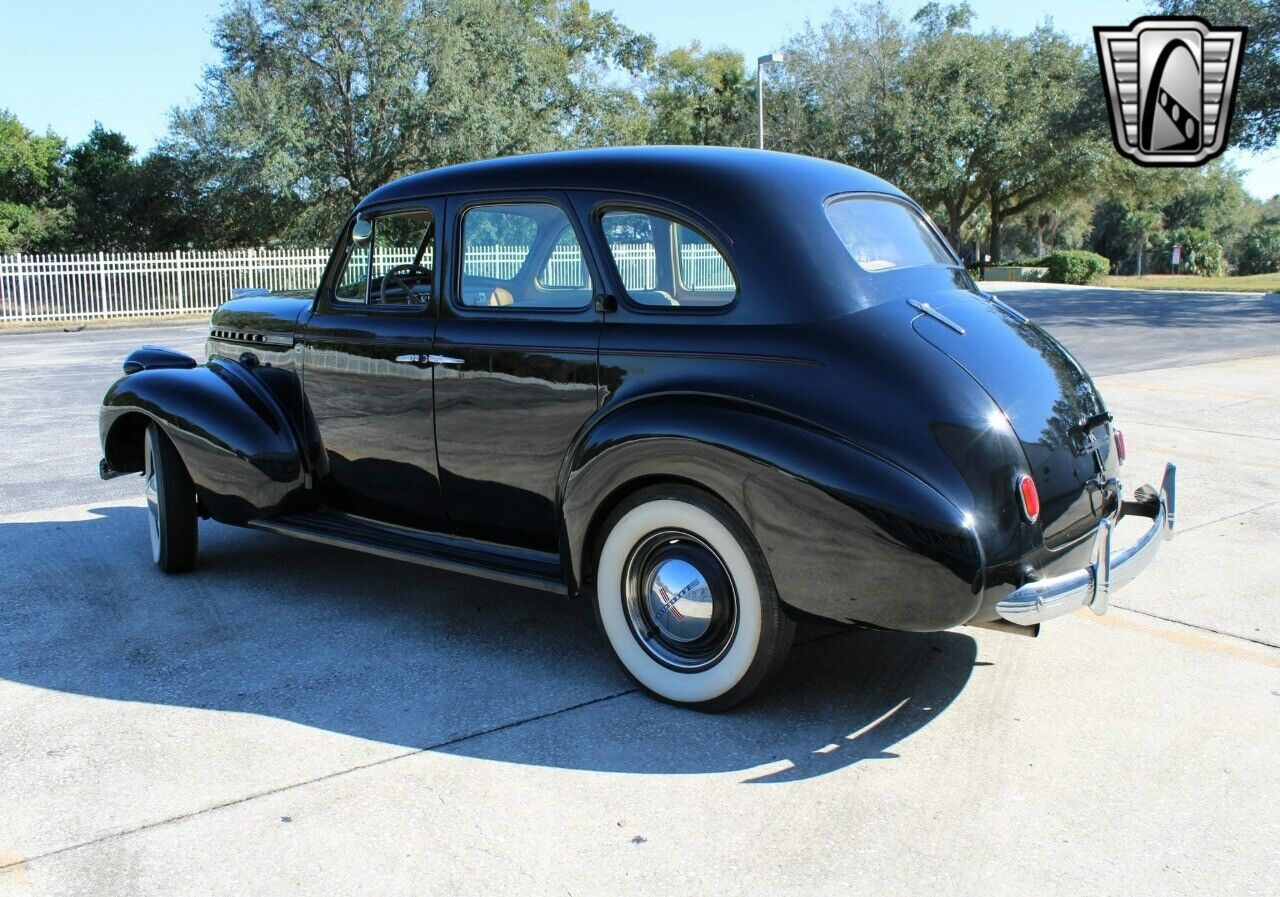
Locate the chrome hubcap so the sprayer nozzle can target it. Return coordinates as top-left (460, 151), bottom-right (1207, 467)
top-left (644, 558), bottom-right (715, 643)
top-left (622, 529), bottom-right (737, 671)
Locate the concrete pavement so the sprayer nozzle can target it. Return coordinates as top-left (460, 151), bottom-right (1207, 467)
top-left (1, 291), bottom-right (1277, 895)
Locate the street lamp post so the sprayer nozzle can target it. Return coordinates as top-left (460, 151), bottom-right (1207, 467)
top-left (756, 52), bottom-right (784, 150)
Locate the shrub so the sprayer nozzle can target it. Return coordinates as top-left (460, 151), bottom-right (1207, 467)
top-left (1151, 227), bottom-right (1225, 277)
top-left (1236, 223), bottom-right (1280, 275)
top-left (1042, 250), bottom-right (1110, 284)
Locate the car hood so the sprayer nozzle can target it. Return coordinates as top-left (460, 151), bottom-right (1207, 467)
top-left (210, 292), bottom-right (312, 341)
top-left (911, 291), bottom-right (1119, 544)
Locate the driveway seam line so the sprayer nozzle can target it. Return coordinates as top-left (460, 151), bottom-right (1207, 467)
top-left (1109, 605), bottom-right (1280, 650)
top-left (1178, 499), bottom-right (1280, 536)
top-left (1117, 420), bottom-right (1280, 442)
top-left (0, 687), bottom-right (637, 873)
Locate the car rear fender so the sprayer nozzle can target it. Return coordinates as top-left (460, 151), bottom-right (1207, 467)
top-left (560, 397), bottom-right (986, 631)
top-left (100, 355), bottom-right (309, 523)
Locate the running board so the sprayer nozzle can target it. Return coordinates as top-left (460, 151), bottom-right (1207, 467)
top-left (249, 510), bottom-right (567, 595)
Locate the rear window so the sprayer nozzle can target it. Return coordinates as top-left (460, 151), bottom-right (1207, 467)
top-left (825, 196), bottom-right (955, 273)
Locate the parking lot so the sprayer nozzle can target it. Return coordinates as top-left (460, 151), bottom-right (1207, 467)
top-left (2, 285), bottom-right (1278, 896)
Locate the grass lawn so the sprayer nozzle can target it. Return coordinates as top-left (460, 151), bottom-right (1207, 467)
top-left (1099, 273), bottom-right (1280, 293)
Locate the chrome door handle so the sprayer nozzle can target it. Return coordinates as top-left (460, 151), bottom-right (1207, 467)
top-left (427, 354), bottom-right (465, 366)
top-left (394, 353), bottom-right (428, 365)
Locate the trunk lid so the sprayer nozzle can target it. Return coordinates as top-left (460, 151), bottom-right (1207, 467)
top-left (911, 291), bottom-right (1118, 544)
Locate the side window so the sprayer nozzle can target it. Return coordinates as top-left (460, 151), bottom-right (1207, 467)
top-left (459, 203), bottom-right (593, 308)
top-left (600, 210), bottom-right (736, 308)
top-left (333, 209), bottom-right (434, 306)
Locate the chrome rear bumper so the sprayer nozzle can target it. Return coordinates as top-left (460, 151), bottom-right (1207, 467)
top-left (995, 463), bottom-right (1176, 626)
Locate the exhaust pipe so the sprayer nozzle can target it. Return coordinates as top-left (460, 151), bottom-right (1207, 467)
top-left (969, 619), bottom-right (1040, 638)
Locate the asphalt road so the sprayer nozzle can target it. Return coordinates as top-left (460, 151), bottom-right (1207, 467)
top-left (1, 286), bottom-right (1277, 896)
top-left (987, 281), bottom-right (1280, 375)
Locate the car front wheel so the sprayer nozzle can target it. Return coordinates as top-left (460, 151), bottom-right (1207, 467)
top-left (593, 485), bottom-right (795, 711)
top-left (143, 423), bottom-right (198, 573)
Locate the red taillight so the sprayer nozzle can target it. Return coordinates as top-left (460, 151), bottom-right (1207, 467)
top-left (1018, 474), bottom-right (1040, 523)
top-left (1114, 429), bottom-right (1126, 464)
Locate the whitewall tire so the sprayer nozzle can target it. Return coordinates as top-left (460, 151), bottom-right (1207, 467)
top-left (593, 485), bottom-right (795, 711)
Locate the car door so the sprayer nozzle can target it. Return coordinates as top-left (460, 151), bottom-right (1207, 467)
top-left (299, 199), bottom-right (446, 530)
top-left (432, 192), bottom-right (603, 551)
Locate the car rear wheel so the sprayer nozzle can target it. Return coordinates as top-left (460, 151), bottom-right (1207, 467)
top-left (143, 423), bottom-right (198, 573)
top-left (592, 485), bottom-right (795, 711)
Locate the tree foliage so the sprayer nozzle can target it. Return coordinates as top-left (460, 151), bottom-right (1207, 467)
top-left (1157, 0), bottom-right (1279, 150)
top-left (168, 0), bottom-right (653, 243)
top-left (774, 3), bottom-right (1106, 259)
top-left (772, 2), bottom-right (909, 175)
top-left (0, 111), bottom-right (68, 253)
top-left (643, 44), bottom-right (753, 147)
top-left (1236, 222), bottom-right (1280, 273)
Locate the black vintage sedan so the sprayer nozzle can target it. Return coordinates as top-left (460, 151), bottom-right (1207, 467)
top-left (99, 147), bottom-right (1175, 709)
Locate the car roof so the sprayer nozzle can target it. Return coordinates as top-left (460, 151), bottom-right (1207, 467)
top-left (357, 146), bottom-right (906, 212)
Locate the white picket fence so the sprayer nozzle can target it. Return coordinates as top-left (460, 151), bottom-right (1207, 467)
top-left (0, 243), bottom-right (735, 325)
top-left (0, 249), bottom-right (333, 324)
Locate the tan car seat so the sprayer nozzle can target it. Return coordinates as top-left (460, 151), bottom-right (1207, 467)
top-left (488, 287), bottom-right (514, 307)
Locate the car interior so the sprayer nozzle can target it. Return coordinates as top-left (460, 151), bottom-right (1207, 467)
top-left (600, 209), bottom-right (736, 308)
top-left (335, 209), bottom-right (435, 306)
top-left (460, 203), bottom-right (595, 309)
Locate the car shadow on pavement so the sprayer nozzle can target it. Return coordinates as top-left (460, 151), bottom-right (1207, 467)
top-left (1, 505), bottom-right (978, 783)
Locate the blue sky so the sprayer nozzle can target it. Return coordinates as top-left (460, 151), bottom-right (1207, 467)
top-left (1, 0), bottom-right (1275, 197)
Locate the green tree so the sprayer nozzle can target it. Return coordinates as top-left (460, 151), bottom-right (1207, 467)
top-left (644, 44), bottom-right (753, 146)
top-left (775, 4), bottom-right (1105, 257)
top-left (977, 26), bottom-right (1105, 261)
top-left (1235, 221), bottom-right (1280, 273)
top-left (0, 110), bottom-right (69, 253)
top-left (1088, 158), bottom-right (1257, 272)
top-left (1088, 160), bottom-right (1181, 274)
top-left (1004, 197), bottom-right (1096, 259)
top-left (1125, 207), bottom-right (1165, 276)
top-left (891, 9), bottom-right (1000, 247)
top-left (1151, 226), bottom-right (1225, 275)
top-left (1160, 160), bottom-right (1254, 249)
top-left (59, 125), bottom-right (222, 251)
top-left (62, 125), bottom-right (141, 250)
top-left (171, 0), bottom-right (653, 244)
top-left (1158, 0), bottom-right (1279, 150)
top-left (772, 2), bottom-right (909, 174)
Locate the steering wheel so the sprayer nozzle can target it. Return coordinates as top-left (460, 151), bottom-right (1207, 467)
top-left (378, 263), bottom-right (432, 304)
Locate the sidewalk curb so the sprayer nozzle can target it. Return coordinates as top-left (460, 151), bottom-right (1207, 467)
top-left (0, 315), bottom-right (209, 337)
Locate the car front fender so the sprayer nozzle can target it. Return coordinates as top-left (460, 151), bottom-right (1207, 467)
top-left (100, 357), bottom-right (308, 523)
top-left (560, 397), bottom-right (986, 632)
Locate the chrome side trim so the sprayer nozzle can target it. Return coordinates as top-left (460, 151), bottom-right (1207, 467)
top-left (995, 463), bottom-right (1176, 626)
top-left (210, 328), bottom-right (295, 348)
top-left (981, 291), bottom-right (1030, 324)
top-left (908, 299), bottom-right (966, 334)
